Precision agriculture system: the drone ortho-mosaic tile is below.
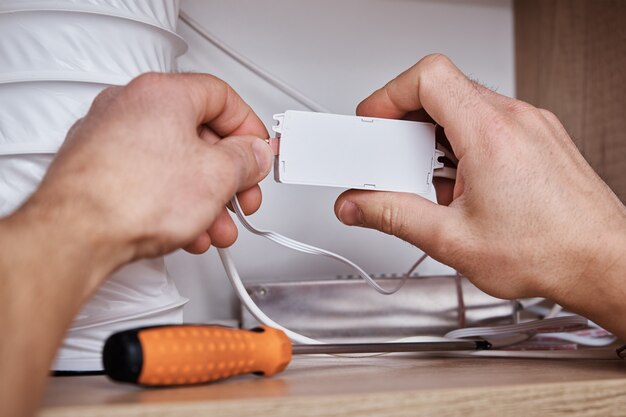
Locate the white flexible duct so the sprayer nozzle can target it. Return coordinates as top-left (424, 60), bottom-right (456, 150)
top-left (0, 0), bottom-right (188, 371)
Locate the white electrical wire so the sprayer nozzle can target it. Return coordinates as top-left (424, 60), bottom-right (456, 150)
top-left (219, 213), bottom-right (617, 353)
top-left (445, 315), bottom-right (589, 339)
top-left (219, 247), bottom-right (451, 347)
top-left (218, 247), bottom-right (322, 344)
top-left (230, 196), bottom-right (419, 295)
top-left (181, 11), bottom-right (458, 342)
top-left (533, 331), bottom-right (617, 347)
top-left (185, 12), bottom-right (616, 355)
top-left (224, 196), bottom-right (613, 351)
top-left (179, 11), bottom-right (331, 113)
top-left (546, 303), bottom-right (563, 318)
top-left (433, 166), bottom-right (457, 180)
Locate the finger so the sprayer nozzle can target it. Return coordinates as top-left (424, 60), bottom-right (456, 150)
top-left (356, 54), bottom-right (491, 158)
top-left (198, 128), bottom-right (265, 222)
top-left (234, 186), bottom-right (263, 215)
top-left (201, 127), bottom-right (264, 215)
top-left (204, 135), bottom-right (273, 206)
top-left (403, 109), bottom-right (435, 123)
top-left (207, 207), bottom-right (239, 248)
top-left (183, 232), bottom-right (212, 254)
top-left (199, 125), bottom-right (221, 144)
top-left (433, 177), bottom-right (455, 206)
top-left (334, 190), bottom-right (462, 259)
top-left (180, 74), bottom-right (269, 139)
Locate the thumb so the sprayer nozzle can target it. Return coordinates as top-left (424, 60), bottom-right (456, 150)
top-left (334, 190), bottom-right (461, 259)
top-left (211, 135), bottom-right (274, 195)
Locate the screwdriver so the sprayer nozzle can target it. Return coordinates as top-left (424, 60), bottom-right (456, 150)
top-left (102, 325), bottom-right (490, 386)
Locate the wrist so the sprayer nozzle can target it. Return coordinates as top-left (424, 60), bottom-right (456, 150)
top-left (2, 191), bottom-right (135, 300)
top-left (553, 219), bottom-right (626, 339)
top-left (0, 192), bottom-right (135, 417)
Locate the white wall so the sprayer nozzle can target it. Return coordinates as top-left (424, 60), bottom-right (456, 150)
top-left (168, 0), bottom-right (515, 322)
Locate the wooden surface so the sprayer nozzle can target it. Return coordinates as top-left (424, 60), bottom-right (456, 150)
top-left (35, 4), bottom-right (626, 416)
top-left (39, 355), bottom-right (626, 417)
top-left (515, 0), bottom-right (626, 203)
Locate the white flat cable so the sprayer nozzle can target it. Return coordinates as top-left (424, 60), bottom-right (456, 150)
top-left (220, 203), bottom-right (616, 354)
top-left (219, 247), bottom-right (452, 346)
top-left (231, 196), bottom-right (422, 295)
top-left (183, 15), bottom-right (606, 353)
top-left (222, 197), bottom-right (597, 346)
top-left (535, 331), bottom-right (617, 347)
top-left (452, 349), bottom-right (619, 360)
top-left (433, 166), bottom-right (457, 180)
top-left (218, 247), bottom-right (321, 344)
top-left (219, 244), bottom-right (614, 356)
top-left (445, 315), bottom-right (589, 339)
top-left (442, 315), bottom-right (617, 349)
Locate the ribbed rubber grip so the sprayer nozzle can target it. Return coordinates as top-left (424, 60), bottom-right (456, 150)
top-left (102, 325), bottom-right (292, 386)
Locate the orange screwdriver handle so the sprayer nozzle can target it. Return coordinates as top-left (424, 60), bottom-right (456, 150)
top-left (102, 325), bottom-right (292, 386)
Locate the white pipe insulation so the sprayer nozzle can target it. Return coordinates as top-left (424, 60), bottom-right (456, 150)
top-left (0, 0), bottom-right (189, 371)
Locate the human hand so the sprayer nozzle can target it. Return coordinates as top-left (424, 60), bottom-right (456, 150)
top-left (21, 73), bottom-right (273, 289)
top-left (335, 55), bottom-right (626, 317)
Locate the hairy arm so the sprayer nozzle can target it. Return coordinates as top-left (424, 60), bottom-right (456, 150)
top-left (0, 72), bottom-right (274, 417)
top-left (0, 196), bottom-right (130, 417)
top-left (336, 54), bottom-right (626, 339)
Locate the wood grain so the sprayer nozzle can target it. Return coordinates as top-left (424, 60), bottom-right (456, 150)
top-left (35, 5), bottom-right (626, 416)
top-left (39, 355), bottom-right (626, 417)
top-left (515, 0), bottom-right (626, 202)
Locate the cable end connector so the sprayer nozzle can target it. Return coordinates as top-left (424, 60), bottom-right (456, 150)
top-left (267, 113), bottom-right (283, 155)
top-left (265, 137), bottom-right (280, 156)
top-left (272, 113), bottom-right (285, 134)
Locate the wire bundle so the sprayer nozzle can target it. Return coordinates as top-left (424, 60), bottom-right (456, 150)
top-left (231, 197), bottom-right (422, 295)
top-left (182, 12), bottom-right (617, 357)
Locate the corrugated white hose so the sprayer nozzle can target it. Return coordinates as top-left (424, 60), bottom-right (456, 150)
top-left (0, 2), bottom-right (187, 372)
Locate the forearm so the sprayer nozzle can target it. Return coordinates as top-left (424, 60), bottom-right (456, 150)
top-left (0, 201), bottom-right (131, 417)
top-left (554, 221), bottom-right (626, 341)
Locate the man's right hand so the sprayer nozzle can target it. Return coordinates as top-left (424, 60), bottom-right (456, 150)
top-left (334, 54), bottom-right (626, 338)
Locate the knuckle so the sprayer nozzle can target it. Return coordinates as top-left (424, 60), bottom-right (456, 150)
top-left (205, 153), bottom-right (239, 199)
top-left (417, 54), bottom-right (455, 83)
top-left (126, 73), bottom-right (185, 115)
top-left (215, 142), bottom-right (251, 184)
top-left (129, 72), bottom-right (173, 94)
top-left (481, 110), bottom-right (515, 148)
top-left (378, 204), bottom-right (405, 237)
top-left (206, 73), bottom-right (227, 89)
top-left (428, 220), bottom-right (457, 259)
top-left (91, 86), bottom-right (120, 108)
top-left (473, 108), bottom-right (518, 162)
top-left (505, 99), bottom-right (537, 117)
top-left (432, 220), bottom-right (472, 270)
top-left (489, 111), bottom-right (516, 134)
top-left (420, 53), bottom-right (454, 72)
top-left (66, 117), bottom-right (84, 136)
top-left (538, 108), bottom-right (561, 126)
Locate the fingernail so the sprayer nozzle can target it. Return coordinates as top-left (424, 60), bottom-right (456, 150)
top-left (338, 201), bottom-right (363, 226)
top-left (252, 139), bottom-right (273, 175)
